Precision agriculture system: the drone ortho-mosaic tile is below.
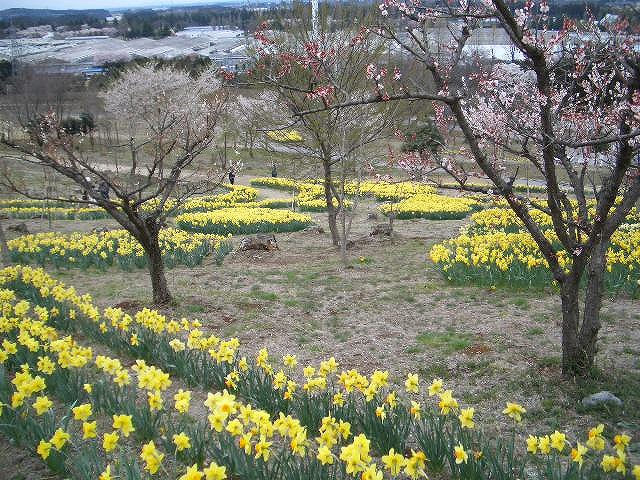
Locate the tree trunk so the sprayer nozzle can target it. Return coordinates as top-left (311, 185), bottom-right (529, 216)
top-left (560, 241), bottom-right (608, 376)
top-left (143, 230), bottom-right (173, 306)
top-left (322, 158), bottom-right (339, 246)
top-left (339, 201), bottom-right (348, 265)
top-left (0, 219), bottom-right (10, 266)
top-left (130, 137), bottom-right (137, 177)
top-left (576, 241), bottom-right (608, 373)
top-left (559, 277), bottom-right (581, 376)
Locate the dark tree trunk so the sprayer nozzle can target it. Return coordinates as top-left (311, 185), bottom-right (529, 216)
top-left (560, 277), bottom-right (581, 375)
top-left (322, 158), bottom-right (339, 246)
top-left (576, 241), bottom-right (608, 373)
top-left (142, 229), bottom-right (173, 306)
top-left (559, 240), bottom-right (608, 376)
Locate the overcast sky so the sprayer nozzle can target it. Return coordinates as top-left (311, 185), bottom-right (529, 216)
top-left (2, 1), bottom-right (221, 10)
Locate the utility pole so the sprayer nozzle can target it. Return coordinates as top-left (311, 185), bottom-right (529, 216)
top-left (311, 0), bottom-right (319, 39)
top-left (9, 17), bottom-right (21, 80)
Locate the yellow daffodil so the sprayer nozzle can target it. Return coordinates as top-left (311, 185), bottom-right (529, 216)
top-left (32, 395), bottom-right (53, 416)
top-left (458, 407), bottom-right (475, 429)
top-left (454, 443), bottom-right (469, 464)
top-left (179, 464), bottom-right (204, 480)
top-left (81, 421), bottom-right (96, 439)
top-left (571, 442), bottom-right (588, 468)
top-left (405, 373), bottom-right (419, 393)
top-left (103, 431), bottom-right (119, 453)
top-left (72, 403), bottom-right (92, 421)
top-left (382, 448), bottom-right (406, 475)
top-left (203, 461), bottom-right (227, 480)
top-left (502, 402), bottom-right (526, 422)
top-left (317, 446), bottom-right (334, 465)
top-left (550, 430), bottom-right (566, 452)
top-left (50, 428), bottom-right (70, 450)
top-left (173, 432), bottom-right (191, 452)
top-left (37, 440), bottom-right (52, 460)
top-left (587, 424), bottom-right (605, 451)
top-left (112, 414), bottom-right (135, 437)
top-left (98, 465), bottom-right (112, 480)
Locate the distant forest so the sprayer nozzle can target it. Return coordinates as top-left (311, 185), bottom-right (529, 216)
top-left (0, 8), bottom-right (111, 32)
top-left (0, 1), bottom-right (637, 39)
top-left (93, 2), bottom-right (640, 36)
top-left (117, 6), bottom-right (267, 38)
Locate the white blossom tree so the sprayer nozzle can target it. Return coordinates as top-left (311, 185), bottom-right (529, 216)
top-left (1, 64), bottom-right (228, 305)
top-left (265, 1), bottom-right (640, 375)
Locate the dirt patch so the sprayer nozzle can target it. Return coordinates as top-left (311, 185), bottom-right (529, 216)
top-left (112, 299), bottom-right (143, 313)
top-left (463, 343), bottom-right (492, 355)
top-left (0, 434), bottom-right (56, 480)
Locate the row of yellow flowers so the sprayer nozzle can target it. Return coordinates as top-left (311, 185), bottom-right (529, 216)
top-left (250, 177), bottom-right (437, 202)
top-left (0, 185), bottom-right (259, 220)
top-left (266, 130), bottom-right (304, 142)
top-left (6, 229), bottom-right (232, 271)
top-left (0, 279), bottom-right (425, 480)
top-left (0, 199), bottom-right (71, 208)
top-left (248, 178), bottom-right (336, 210)
top-left (430, 210), bottom-right (640, 295)
top-left (468, 205), bottom-right (640, 234)
top-left (440, 181), bottom-right (549, 193)
top-left (1, 265), bottom-right (637, 480)
top-left (175, 207), bottom-right (313, 235)
top-left (0, 293), bottom-right (314, 479)
top-left (0, 206), bottom-right (111, 220)
top-left (380, 194), bottom-right (482, 220)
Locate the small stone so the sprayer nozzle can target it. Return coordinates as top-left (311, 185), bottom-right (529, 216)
top-left (581, 391), bottom-right (622, 408)
top-left (8, 222), bottom-right (29, 234)
top-left (371, 224), bottom-right (392, 236)
top-left (367, 212), bottom-right (378, 220)
top-left (238, 234), bottom-right (278, 252)
top-left (303, 226), bottom-right (324, 234)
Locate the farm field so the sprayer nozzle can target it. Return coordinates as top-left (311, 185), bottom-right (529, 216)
top-left (0, 174), bottom-right (638, 480)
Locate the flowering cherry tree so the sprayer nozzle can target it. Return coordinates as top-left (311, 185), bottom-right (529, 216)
top-left (267, 1), bottom-right (640, 375)
top-left (1, 65), bottom-right (228, 305)
top-left (250, 18), bottom-right (398, 247)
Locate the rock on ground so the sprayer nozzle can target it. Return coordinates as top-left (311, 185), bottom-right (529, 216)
top-left (581, 391), bottom-right (623, 408)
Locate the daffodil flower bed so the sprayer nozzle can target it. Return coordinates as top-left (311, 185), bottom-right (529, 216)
top-left (1, 265), bottom-right (638, 480)
top-left (266, 130), bottom-right (304, 142)
top-left (380, 194), bottom-right (481, 220)
top-left (7, 229), bottom-right (232, 271)
top-left (440, 181), bottom-right (549, 193)
top-left (249, 179), bottom-right (351, 211)
top-left (0, 198), bottom-right (71, 208)
top-left (298, 198), bottom-right (353, 212)
top-left (142, 185), bottom-right (258, 215)
top-left (0, 206), bottom-right (112, 220)
top-left (430, 228), bottom-right (640, 295)
top-left (176, 207), bottom-right (313, 235)
top-left (466, 207), bottom-right (555, 234)
top-left (345, 181), bottom-right (437, 201)
top-left (468, 206), bottom-right (640, 235)
top-left (251, 177), bottom-right (438, 202)
top-left (251, 198), bottom-right (296, 209)
top-left (0, 185), bottom-right (258, 221)
top-left (0, 292), bottom-right (335, 479)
